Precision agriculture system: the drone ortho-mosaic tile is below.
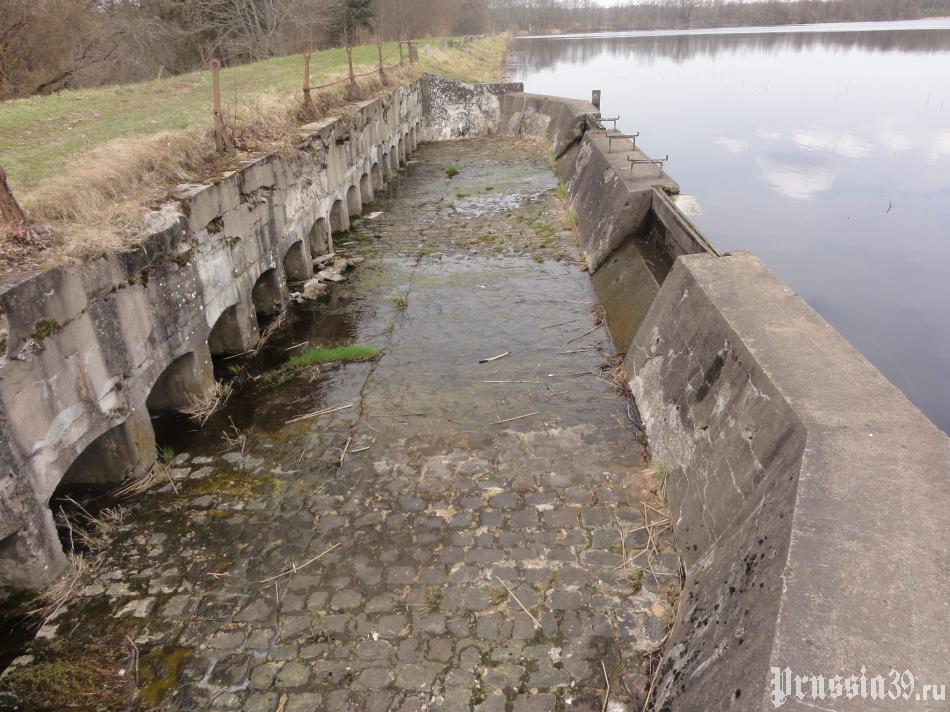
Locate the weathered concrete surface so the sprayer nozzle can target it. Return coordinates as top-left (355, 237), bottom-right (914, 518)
top-left (1, 139), bottom-right (676, 711)
top-left (626, 253), bottom-right (950, 711)
top-left (649, 189), bottom-right (717, 260)
top-left (590, 239), bottom-right (667, 356)
top-left (0, 83), bottom-right (423, 597)
top-left (421, 74), bottom-right (524, 141)
top-left (562, 131), bottom-right (679, 273)
top-left (496, 95), bottom-right (706, 278)
top-left (498, 92), bottom-right (595, 160)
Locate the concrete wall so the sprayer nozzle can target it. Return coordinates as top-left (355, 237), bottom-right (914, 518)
top-left (627, 254), bottom-right (950, 710)
top-left (492, 88), bottom-right (950, 710)
top-left (496, 92), bottom-right (715, 352)
top-left (421, 73), bottom-right (524, 141)
top-left (0, 83), bottom-right (423, 597)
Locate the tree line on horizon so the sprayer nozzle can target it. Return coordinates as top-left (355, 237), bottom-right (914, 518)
top-left (2, 0), bottom-right (948, 100)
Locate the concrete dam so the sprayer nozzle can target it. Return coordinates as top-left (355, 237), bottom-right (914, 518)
top-left (0, 75), bottom-right (947, 710)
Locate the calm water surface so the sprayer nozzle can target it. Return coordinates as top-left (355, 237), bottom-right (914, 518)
top-left (511, 20), bottom-right (950, 433)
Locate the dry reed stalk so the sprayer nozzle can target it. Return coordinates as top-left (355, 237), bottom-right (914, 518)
top-left (183, 381), bottom-right (233, 426)
top-left (112, 460), bottom-right (176, 499)
top-left (253, 309), bottom-right (289, 356)
top-left (27, 553), bottom-right (101, 627)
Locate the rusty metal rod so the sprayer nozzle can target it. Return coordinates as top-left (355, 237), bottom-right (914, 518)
top-left (608, 133), bottom-right (639, 152)
top-left (628, 155), bottom-right (669, 174)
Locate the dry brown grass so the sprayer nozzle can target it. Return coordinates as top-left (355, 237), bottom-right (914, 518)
top-left (110, 460), bottom-right (176, 499)
top-left (25, 553), bottom-right (99, 627)
top-left (182, 380), bottom-right (233, 426)
top-left (14, 66), bottom-right (418, 265)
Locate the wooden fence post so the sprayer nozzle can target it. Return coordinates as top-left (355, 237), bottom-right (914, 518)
top-left (0, 165), bottom-right (26, 225)
top-left (303, 50), bottom-right (314, 113)
top-left (210, 59), bottom-right (234, 152)
top-left (346, 45), bottom-right (355, 87)
top-left (378, 43), bottom-right (386, 82)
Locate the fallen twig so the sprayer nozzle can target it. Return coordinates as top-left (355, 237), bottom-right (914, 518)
top-left (339, 436), bottom-right (353, 465)
top-left (258, 543), bottom-right (340, 584)
top-left (495, 576), bottom-right (542, 630)
top-left (477, 380), bottom-right (543, 385)
top-left (601, 659), bottom-right (610, 712)
top-left (478, 351), bottom-right (511, 364)
top-left (567, 322), bottom-right (603, 344)
top-left (287, 403), bottom-right (352, 424)
top-left (492, 411), bottom-right (539, 425)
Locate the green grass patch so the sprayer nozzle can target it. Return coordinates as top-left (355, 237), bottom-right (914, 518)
top-left (270, 345), bottom-right (379, 381)
top-left (390, 290), bottom-right (409, 309)
top-left (443, 164), bottom-right (460, 178)
top-left (0, 36), bottom-right (507, 195)
top-left (285, 345), bottom-right (378, 369)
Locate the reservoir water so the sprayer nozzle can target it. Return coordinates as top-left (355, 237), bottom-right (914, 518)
top-left (510, 20), bottom-right (950, 434)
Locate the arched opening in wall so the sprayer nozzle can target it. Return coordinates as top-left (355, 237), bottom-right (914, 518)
top-left (371, 162), bottom-right (383, 192)
top-left (398, 137), bottom-right (406, 165)
top-left (309, 217), bottom-right (331, 257)
top-left (252, 268), bottom-right (284, 315)
top-left (411, 125), bottom-right (418, 151)
top-left (388, 149), bottom-right (399, 176)
top-left (283, 240), bottom-right (311, 282)
top-left (346, 184), bottom-right (361, 218)
top-left (59, 421), bottom-right (153, 489)
top-left (329, 199), bottom-right (348, 234)
top-left (381, 153), bottom-right (393, 181)
top-left (209, 303), bottom-right (257, 357)
top-left (359, 173), bottom-right (373, 206)
top-left (146, 352), bottom-right (209, 414)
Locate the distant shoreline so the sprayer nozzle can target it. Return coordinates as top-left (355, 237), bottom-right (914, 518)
top-left (516, 17), bottom-right (950, 41)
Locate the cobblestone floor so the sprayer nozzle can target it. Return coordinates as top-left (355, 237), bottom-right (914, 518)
top-left (1, 139), bottom-right (677, 712)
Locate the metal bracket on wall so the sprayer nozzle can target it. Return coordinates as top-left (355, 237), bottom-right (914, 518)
top-left (628, 155), bottom-right (669, 174)
top-left (608, 132), bottom-right (639, 152)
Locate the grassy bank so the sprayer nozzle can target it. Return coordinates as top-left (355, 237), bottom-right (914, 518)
top-left (0, 35), bottom-right (507, 272)
top-left (1, 36), bottom-right (506, 194)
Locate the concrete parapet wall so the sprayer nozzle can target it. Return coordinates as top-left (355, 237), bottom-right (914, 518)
top-left (0, 83), bottom-right (423, 597)
top-left (627, 253), bottom-right (950, 710)
top-left (421, 74), bottom-right (523, 141)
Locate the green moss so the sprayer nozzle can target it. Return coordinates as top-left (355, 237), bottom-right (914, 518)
top-left (0, 639), bottom-right (130, 709)
top-left (32, 317), bottom-right (60, 340)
